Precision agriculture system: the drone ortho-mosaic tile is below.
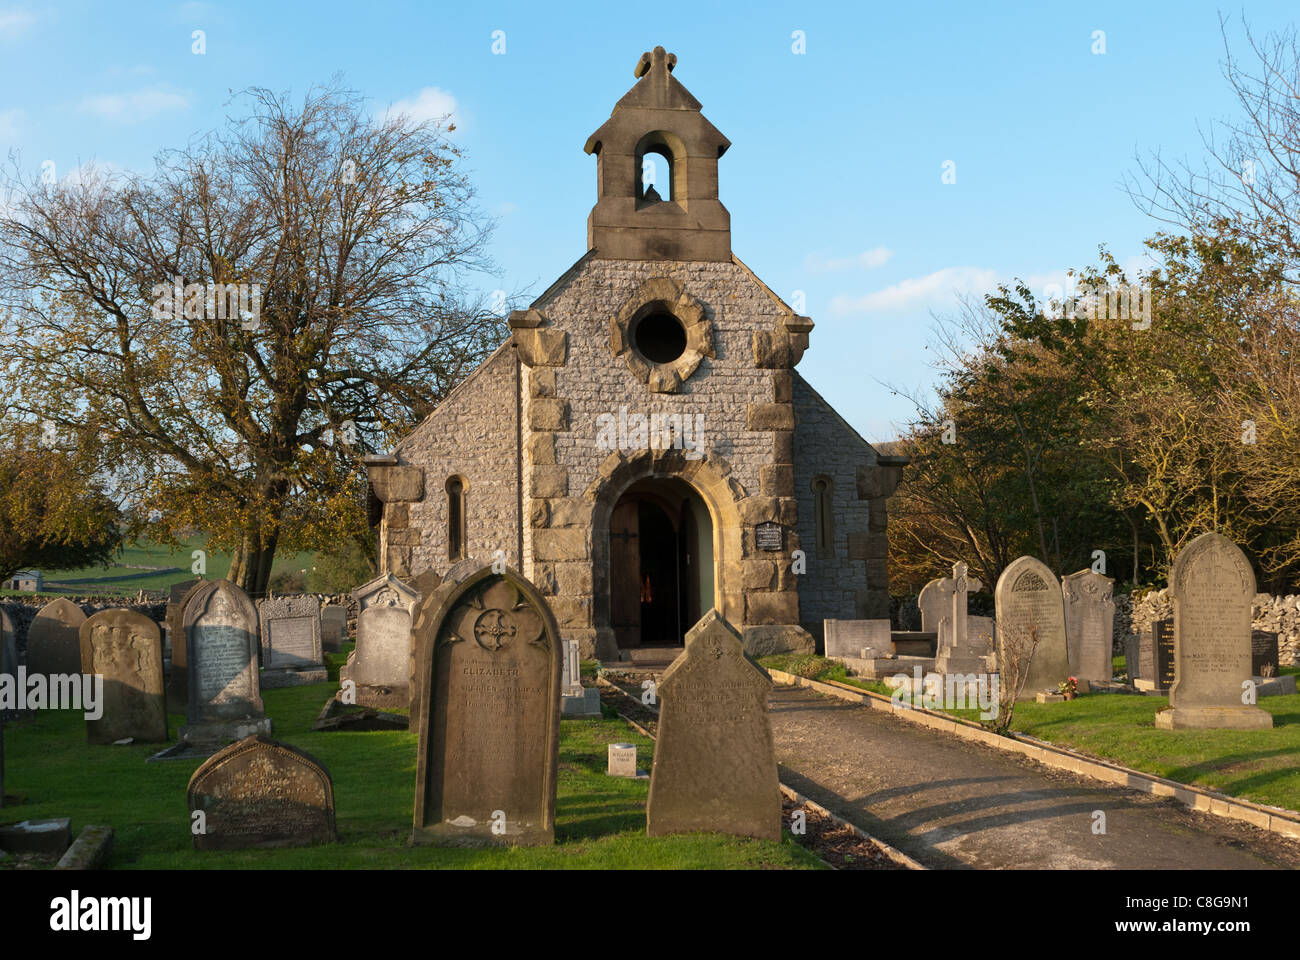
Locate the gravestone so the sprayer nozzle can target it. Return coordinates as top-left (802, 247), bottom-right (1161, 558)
top-left (823, 619), bottom-right (892, 659)
top-left (1, 607), bottom-right (13, 806)
top-left (646, 611), bottom-right (781, 840)
top-left (918, 577), bottom-right (954, 634)
top-left (1156, 532), bottom-right (1272, 729)
top-left (995, 556), bottom-right (1069, 700)
top-left (608, 743), bottom-right (638, 777)
top-left (26, 599), bottom-right (87, 678)
top-left (1252, 630), bottom-right (1280, 677)
top-left (321, 605), bottom-right (348, 653)
top-left (187, 735), bottom-right (335, 849)
top-left (1154, 619), bottom-right (1176, 693)
top-left (181, 580), bottom-right (271, 749)
top-left (560, 638), bottom-right (601, 717)
top-left (79, 609), bottom-right (168, 744)
top-left (1122, 634), bottom-right (1140, 681)
top-left (258, 596), bottom-right (327, 687)
top-left (1060, 570), bottom-right (1115, 683)
top-left (342, 574), bottom-right (420, 709)
top-left (935, 562), bottom-right (989, 674)
top-left (1, 606), bottom-right (16, 681)
top-left (165, 579), bottom-right (204, 709)
top-left (411, 566), bottom-right (561, 846)
top-left (1137, 629), bottom-right (1155, 682)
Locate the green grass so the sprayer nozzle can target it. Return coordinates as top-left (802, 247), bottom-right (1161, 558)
top-left (760, 655), bottom-right (1300, 813)
top-left (1, 536), bottom-right (315, 598)
top-left (1, 682), bottom-right (822, 870)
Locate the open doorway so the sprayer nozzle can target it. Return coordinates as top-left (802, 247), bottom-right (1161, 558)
top-left (608, 478), bottom-right (714, 650)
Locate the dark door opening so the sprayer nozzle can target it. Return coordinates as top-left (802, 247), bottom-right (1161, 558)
top-left (609, 480), bottom-right (714, 650)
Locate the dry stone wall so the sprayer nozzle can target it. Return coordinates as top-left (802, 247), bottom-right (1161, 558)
top-left (1127, 587), bottom-right (1299, 667)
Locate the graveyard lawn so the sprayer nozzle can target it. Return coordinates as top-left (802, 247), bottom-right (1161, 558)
top-left (1, 683), bottom-right (823, 870)
top-left (761, 656), bottom-right (1300, 814)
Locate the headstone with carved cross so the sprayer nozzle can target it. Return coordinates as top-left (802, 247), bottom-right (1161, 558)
top-left (935, 562), bottom-right (990, 674)
top-left (411, 566), bottom-right (561, 846)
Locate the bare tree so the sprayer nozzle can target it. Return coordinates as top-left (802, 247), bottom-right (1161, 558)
top-left (0, 82), bottom-right (510, 595)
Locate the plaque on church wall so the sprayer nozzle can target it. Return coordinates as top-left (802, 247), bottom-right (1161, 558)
top-left (755, 522), bottom-right (782, 552)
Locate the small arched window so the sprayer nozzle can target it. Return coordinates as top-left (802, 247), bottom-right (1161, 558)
top-left (446, 476), bottom-right (466, 561)
top-left (812, 476), bottom-right (834, 557)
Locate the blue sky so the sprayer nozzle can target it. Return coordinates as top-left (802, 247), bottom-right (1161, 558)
top-left (1, 1), bottom-right (1294, 441)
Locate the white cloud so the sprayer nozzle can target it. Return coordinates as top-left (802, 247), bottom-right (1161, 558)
top-left (77, 88), bottom-right (191, 122)
top-left (382, 87), bottom-right (458, 129)
top-left (0, 8), bottom-right (37, 40)
top-left (806, 246), bottom-right (893, 272)
top-left (832, 266), bottom-right (999, 314)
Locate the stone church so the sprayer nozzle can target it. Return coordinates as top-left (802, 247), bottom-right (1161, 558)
top-left (364, 46), bottom-right (905, 661)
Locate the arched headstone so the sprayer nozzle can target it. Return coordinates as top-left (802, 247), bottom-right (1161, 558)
top-left (181, 580), bottom-right (270, 749)
top-left (995, 556), bottom-right (1069, 700)
top-left (1157, 533), bottom-right (1272, 730)
top-left (79, 609), bottom-right (167, 743)
top-left (411, 565), bottom-right (560, 846)
top-left (27, 599), bottom-right (87, 677)
top-left (188, 735), bottom-right (335, 849)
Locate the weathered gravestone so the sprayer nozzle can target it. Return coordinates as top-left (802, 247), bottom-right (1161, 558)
top-left (646, 611), bottom-right (781, 841)
top-left (165, 579), bottom-right (204, 709)
top-left (935, 562), bottom-right (989, 674)
top-left (187, 734), bottom-right (335, 849)
top-left (411, 566), bottom-right (561, 846)
top-left (79, 609), bottom-right (167, 744)
top-left (823, 619), bottom-right (892, 659)
top-left (995, 556), bottom-right (1070, 700)
top-left (1252, 630), bottom-right (1280, 677)
top-left (918, 576), bottom-right (954, 635)
top-left (321, 605), bottom-right (348, 653)
top-left (342, 574), bottom-right (420, 709)
top-left (258, 595), bottom-right (327, 687)
top-left (26, 599), bottom-right (87, 678)
top-left (181, 580), bottom-right (271, 749)
top-left (1156, 532), bottom-right (1273, 730)
top-left (1061, 570), bottom-right (1115, 683)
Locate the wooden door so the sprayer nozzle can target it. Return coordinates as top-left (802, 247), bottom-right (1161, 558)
top-left (610, 500), bottom-right (641, 649)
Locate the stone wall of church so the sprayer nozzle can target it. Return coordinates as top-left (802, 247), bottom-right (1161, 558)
top-left (523, 256), bottom-right (807, 658)
top-left (391, 343), bottom-right (522, 580)
top-left (792, 375), bottom-right (889, 647)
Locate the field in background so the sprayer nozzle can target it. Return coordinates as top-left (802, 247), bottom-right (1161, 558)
top-left (2, 536), bottom-right (317, 597)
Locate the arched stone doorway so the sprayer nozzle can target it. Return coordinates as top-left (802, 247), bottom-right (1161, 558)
top-left (609, 478), bottom-right (714, 650)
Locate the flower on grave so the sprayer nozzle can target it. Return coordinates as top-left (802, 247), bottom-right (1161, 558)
top-left (1057, 676), bottom-right (1078, 696)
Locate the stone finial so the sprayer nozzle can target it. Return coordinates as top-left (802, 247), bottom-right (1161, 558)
top-left (635, 46), bottom-right (676, 78)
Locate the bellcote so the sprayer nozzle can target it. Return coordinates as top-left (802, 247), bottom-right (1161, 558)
top-left (584, 47), bottom-right (731, 261)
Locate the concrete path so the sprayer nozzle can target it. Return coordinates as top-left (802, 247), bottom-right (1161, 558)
top-left (770, 685), bottom-right (1300, 870)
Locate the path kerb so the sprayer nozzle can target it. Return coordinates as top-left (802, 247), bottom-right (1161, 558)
top-left (766, 668), bottom-right (1300, 841)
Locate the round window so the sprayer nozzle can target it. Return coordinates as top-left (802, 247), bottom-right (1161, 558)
top-left (633, 311), bottom-right (687, 364)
